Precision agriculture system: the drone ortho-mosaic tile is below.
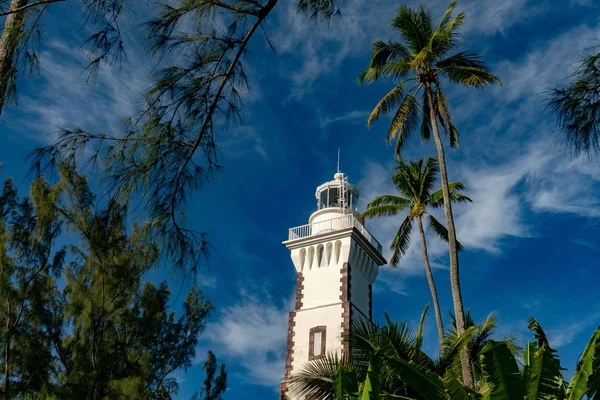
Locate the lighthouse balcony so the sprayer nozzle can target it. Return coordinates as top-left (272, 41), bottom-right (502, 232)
top-left (288, 214), bottom-right (383, 254)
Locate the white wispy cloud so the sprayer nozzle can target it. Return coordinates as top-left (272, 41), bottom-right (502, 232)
top-left (218, 126), bottom-right (269, 161)
top-left (357, 139), bottom-right (600, 284)
top-left (547, 311), bottom-right (600, 348)
top-left (203, 291), bottom-right (291, 388)
top-left (269, 0), bottom-right (548, 99)
top-left (4, 38), bottom-right (150, 144)
top-left (319, 110), bottom-right (371, 129)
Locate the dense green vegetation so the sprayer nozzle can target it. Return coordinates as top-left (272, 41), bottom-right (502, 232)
top-left (0, 168), bottom-right (225, 399)
top-left (290, 310), bottom-right (600, 400)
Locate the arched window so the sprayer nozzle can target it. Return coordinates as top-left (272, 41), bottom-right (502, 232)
top-left (316, 244), bottom-right (324, 267)
top-left (307, 246), bottom-right (315, 270)
top-left (335, 241), bottom-right (342, 264)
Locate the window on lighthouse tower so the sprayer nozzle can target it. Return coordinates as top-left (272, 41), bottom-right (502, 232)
top-left (309, 326), bottom-right (326, 360)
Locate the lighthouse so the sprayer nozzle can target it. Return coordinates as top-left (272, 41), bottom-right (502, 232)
top-left (280, 170), bottom-right (387, 399)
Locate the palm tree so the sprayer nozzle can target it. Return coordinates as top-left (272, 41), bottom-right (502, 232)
top-left (358, 1), bottom-right (501, 387)
top-left (548, 47), bottom-right (600, 156)
top-left (361, 158), bottom-right (471, 348)
top-left (444, 311), bottom-right (520, 384)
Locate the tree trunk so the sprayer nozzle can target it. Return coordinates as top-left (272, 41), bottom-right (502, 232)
top-left (4, 299), bottom-right (10, 396)
top-left (425, 82), bottom-right (474, 388)
top-left (416, 214), bottom-right (445, 348)
top-left (0, 0), bottom-right (28, 115)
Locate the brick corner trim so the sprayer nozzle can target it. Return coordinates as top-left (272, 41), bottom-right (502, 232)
top-left (340, 262), bottom-right (352, 355)
top-left (281, 271), bottom-right (304, 400)
top-left (280, 311), bottom-right (297, 400)
top-left (295, 272), bottom-right (304, 310)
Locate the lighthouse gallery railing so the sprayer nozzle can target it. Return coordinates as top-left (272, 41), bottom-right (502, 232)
top-left (288, 214), bottom-right (383, 254)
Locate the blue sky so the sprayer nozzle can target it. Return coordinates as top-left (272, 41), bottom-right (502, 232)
top-left (1, 0), bottom-right (600, 398)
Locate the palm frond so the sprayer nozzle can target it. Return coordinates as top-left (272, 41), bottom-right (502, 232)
top-left (390, 216), bottom-right (413, 267)
top-left (362, 205), bottom-right (407, 219)
top-left (415, 304), bottom-right (430, 350)
top-left (434, 85), bottom-right (460, 147)
top-left (391, 4), bottom-right (433, 56)
top-left (366, 83), bottom-right (406, 127)
top-left (363, 196), bottom-right (411, 219)
top-left (437, 325), bottom-right (477, 375)
top-left (437, 52), bottom-right (502, 87)
top-left (427, 214), bottom-right (463, 251)
top-left (419, 158), bottom-right (439, 199)
top-left (359, 41), bottom-right (412, 84)
top-left (289, 352), bottom-right (357, 400)
top-left (387, 94), bottom-right (420, 158)
top-left (429, 181), bottom-right (471, 208)
top-left (392, 161), bottom-right (419, 200)
top-left (430, 1), bottom-right (465, 58)
top-left (380, 62), bottom-right (416, 81)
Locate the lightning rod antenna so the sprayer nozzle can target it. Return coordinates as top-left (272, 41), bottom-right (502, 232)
top-left (337, 149), bottom-right (340, 173)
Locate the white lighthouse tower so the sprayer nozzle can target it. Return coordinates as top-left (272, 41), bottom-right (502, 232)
top-left (280, 169), bottom-right (387, 399)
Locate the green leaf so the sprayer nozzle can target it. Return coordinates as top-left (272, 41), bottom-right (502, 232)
top-left (565, 325), bottom-right (600, 400)
top-left (523, 341), bottom-right (536, 368)
top-left (427, 215), bottom-right (463, 251)
top-left (366, 82), bottom-right (406, 126)
top-left (428, 181), bottom-right (471, 209)
top-left (363, 196), bottom-right (411, 219)
top-left (443, 371), bottom-right (481, 400)
top-left (415, 304), bottom-right (430, 350)
top-left (387, 93), bottom-right (420, 157)
top-left (361, 354), bottom-right (383, 400)
top-left (384, 357), bottom-right (446, 400)
top-left (525, 342), bottom-right (564, 400)
top-left (480, 341), bottom-right (525, 400)
top-left (389, 216), bottom-right (413, 267)
top-left (437, 52), bottom-right (502, 87)
top-left (334, 364), bottom-right (359, 400)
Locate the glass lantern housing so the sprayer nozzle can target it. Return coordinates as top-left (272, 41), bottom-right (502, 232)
top-left (315, 173), bottom-right (360, 212)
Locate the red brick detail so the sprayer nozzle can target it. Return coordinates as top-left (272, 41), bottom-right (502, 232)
top-left (295, 272), bottom-right (304, 310)
top-left (340, 262), bottom-right (352, 356)
top-left (308, 326), bottom-right (327, 360)
top-left (281, 271), bottom-right (304, 399)
top-left (280, 310), bottom-right (297, 400)
top-left (368, 284), bottom-right (373, 319)
top-left (279, 381), bottom-right (287, 400)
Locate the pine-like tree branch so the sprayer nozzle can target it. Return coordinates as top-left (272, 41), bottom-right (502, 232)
top-left (0, 0), bottom-right (65, 17)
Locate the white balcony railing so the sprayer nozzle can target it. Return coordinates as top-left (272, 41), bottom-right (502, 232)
top-left (288, 214), bottom-right (383, 254)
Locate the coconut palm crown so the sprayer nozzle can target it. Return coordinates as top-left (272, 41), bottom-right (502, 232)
top-left (362, 158), bottom-right (470, 268)
top-left (358, 1), bottom-right (502, 154)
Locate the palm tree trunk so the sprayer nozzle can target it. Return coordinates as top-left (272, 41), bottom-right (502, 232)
top-left (416, 214), bottom-right (445, 348)
top-left (0, 0), bottom-right (28, 115)
top-left (425, 82), bottom-right (474, 388)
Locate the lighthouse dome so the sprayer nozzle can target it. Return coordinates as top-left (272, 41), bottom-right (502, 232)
top-left (310, 171), bottom-right (361, 225)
